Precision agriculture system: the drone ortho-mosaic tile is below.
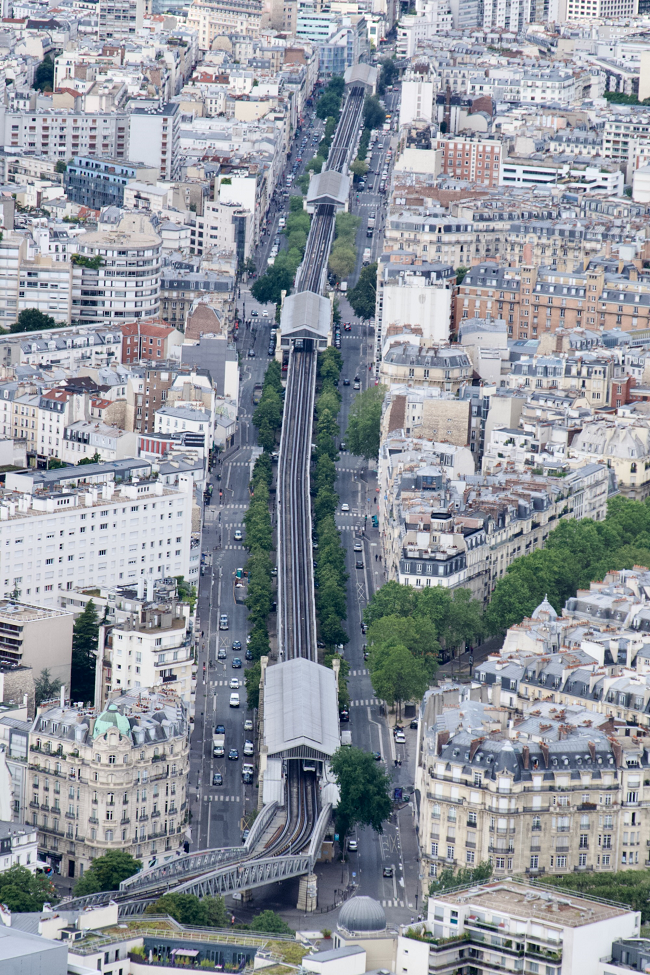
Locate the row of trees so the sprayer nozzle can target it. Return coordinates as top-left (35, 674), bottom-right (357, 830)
top-left (364, 581), bottom-right (484, 709)
top-left (328, 212), bottom-right (360, 282)
top-left (377, 56), bottom-right (399, 96)
top-left (484, 494), bottom-right (650, 634)
top-left (250, 196), bottom-right (310, 309)
top-left (244, 453), bottom-right (277, 709)
top-left (345, 382), bottom-right (386, 460)
top-left (252, 359), bottom-right (284, 452)
top-left (347, 261), bottom-right (377, 321)
top-left (313, 349), bottom-right (350, 663)
top-left (315, 75), bottom-right (345, 122)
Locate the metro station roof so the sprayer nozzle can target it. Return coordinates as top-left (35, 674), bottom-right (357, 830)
top-left (279, 291), bottom-right (330, 345)
top-left (306, 170), bottom-right (350, 209)
top-left (263, 657), bottom-right (339, 760)
top-left (344, 63), bottom-right (378, 90)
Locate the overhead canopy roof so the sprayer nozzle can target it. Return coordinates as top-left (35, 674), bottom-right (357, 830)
top-left (263, 657), bottom-right (339, 760)
top-left (344, 63), bottom-right (378, 90)
top-left (280, 291), bottom-right (330, 347)
top-left (306, 170), bottom-right (350, 209)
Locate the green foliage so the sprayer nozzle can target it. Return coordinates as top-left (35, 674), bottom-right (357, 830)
top-left (345, 384), bottom-right (386, 460)
top-left (175, 575), bottom-right (197, 612)
top-left (74, 851), bottom-right (141, 896)
top-left (325, 651), bottom-right (350, 708)
top-left (33, 54), bottom-right (54, 92)
top-left (244, 477), bottom-right (273, 552)
top-left (35, 667), bottom-right (62, 706)
top-left (315, 77), bottom-right (345, 121)
top-left (367, 614), bottom-right (439, 678)
top-left (245, 658), bottom-right (261, 710)
top-left (55, 159), bottom-right (67, 174)
top-left (71, 254), bottom-right (104, 270)
top-left (249, 910), bottom-right (294, 934)
top-left (289, 195), bottom-right (304, 213)
top-left (0, 865), bottom-right (57, 911)
top-left (71, 599), bottom-right (99, 704)
top-left (318, 347), bottom-right (343, 384)
top-left (250, 264), bottom-right (294, 306)
top-left (538, 869), bottom-right (650, 922)
top-left (252, 360), bottom-right (284, 452)
top-left (247, 622), bottom-right (271, 662)
top-left (307, 155), bottom-right (325, 174)
top-left (77, 451), bottom-right (101, 466)
top-left (330, 747), bottom-right (393, 841)
top-left (329, 243), bottom-right (356, 280)
top-left (47, 458), bottom-right (67, 469)
top-left (485, 496), bottom-right (650, 634)
top-left (10, 308), bottom-right (58, 333)
top-left (604, 90), bottom-right (650, 105)
top-left (455, 265), bottom-right (470, 285)
top-left (363, 94), bottom-right (386, 132)
top-left (297, 172), bottom-right (311, 193)
top-left (347, 262), bottom-right (377, 320)
top-left (356, 128), bottom-right (371, 161)
top-left (145, 893), bottom-right (228, 927)
top-left (429, 861), bottom-right (493, 896)
top-left (351, 158), bottom-right (369, 178)
top-left (335, 211), bottom-right (360, 245)
top-left (245, 549), bottom-right (274, 629)
top-left (369, 643), bottom-right (429, 713)
top-left (377, 57), bottom-right (398, 96)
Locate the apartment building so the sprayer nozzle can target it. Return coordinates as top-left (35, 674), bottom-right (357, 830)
top-left (570, 418), bottom-right (650, 500)
top-left (456, 260), bottom-right (650, 341)
top-left (160, 268), bottom-right (235, 331)
top-left (99, 0), bottom-right (144, 38)
top-left (566, 0), bottom-right (635, 22)
top-left (378, 437), bottom-right (608, 601)
top-left (187, 0), bottom-right (263, 50)
top-left (0, 460), bottom-right (194, 607)
top-left (18, 256), bottom-right (73, 325)
top-left (128, 104), bottom-right (181, 182)
top-left (72, 230), bottom-right (162, 327)
top-left (1, 111), bottom-right (129, 162)
top-left (0, 600), bottom-right (73, 690)
top-left (64, 157), bottom-right (159, 211)
top-left (30, 692), bottom-right (189, 878)
top-left (379, 343), bottom-right (472, 393)
top-left (101, 586), bottom-right (193, 705)
top-left (415, 681), bottom-right (650, 894)
top-left (120, 320), bottom-right (183, 365)
top-left (434, 135), bottom-right (502, 188)
top-left (125, 366), bottom-right (176, 435)
top-left (396, 878), bottom-right (639, 975)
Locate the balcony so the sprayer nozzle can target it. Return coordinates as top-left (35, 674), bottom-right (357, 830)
top-left (65, 812), bottom-right (76, 821)
top-left (89, 816), bottom-right (98, 825)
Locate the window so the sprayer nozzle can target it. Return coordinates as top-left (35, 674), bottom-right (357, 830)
top-left (431, 841), bottom-right (438, 856)
top-left (468, 811), bottom-right (477, 826)
top-left (447, 845), bottom-right (454, 860)
top-left (530, 855), bottom-right (539, 869)
top-left (108, 755), bottom-right (116, 765)
top-left (556, 855), bottom-right (567, 868)
top-left (579, 853), bottom-right (587, 866)
top-left (466, 850), bottom-right (475, 863)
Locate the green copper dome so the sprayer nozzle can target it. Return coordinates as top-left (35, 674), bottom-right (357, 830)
top-left (93, 703), bottom-right (132, 740)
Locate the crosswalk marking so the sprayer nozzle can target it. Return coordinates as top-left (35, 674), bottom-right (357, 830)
top-left (350, 698), bottom-right (380, 706)
top-left (210, 680), bottom-right (242, 687)
top-left (205, 795), bottom-right (241, 802)
top-left (350, 669), bottom-right (369, 676)
top-left (381, 899), bottom-right (405, 908)
top-left (224, 544), bottom-right (245, 550)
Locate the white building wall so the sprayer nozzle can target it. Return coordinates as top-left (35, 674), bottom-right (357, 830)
top-left (382, 281), bottom-right (451, 345)
top-left (399, 79), bottom-right (435, 127)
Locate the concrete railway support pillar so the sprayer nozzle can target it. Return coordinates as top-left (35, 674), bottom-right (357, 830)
top-left (241, 888), bottom-right (253, 903)
top-left (297, 872), bottom-right (318, 912)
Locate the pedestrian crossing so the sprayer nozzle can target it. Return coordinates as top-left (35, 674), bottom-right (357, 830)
top-left (336, 467), bottom-right (365, 473)
top-left (381, 899), bottom-right (405, 908)
top-left (227, 462), bottom-right (250, 467)
top-left (204, 794), bottom-right (241, 802)
top-left (349, 698), bottom-right (380, 706)
top-left (223, 544), bottom-right (245, 550)
top-left (210, 680), bottom-right (243, 687)
top-left (224, 503), bottom-right (248, 509)
top-left (350, 669), bottom-right (369, 677)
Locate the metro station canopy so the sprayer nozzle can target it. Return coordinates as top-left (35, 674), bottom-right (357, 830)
top-left (279, 291), bottom-right (331, 351)
top-left (263, 657), bottom-right (339, 761)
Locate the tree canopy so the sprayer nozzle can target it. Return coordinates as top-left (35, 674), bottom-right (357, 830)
top-left (74, 850), bottom-right (141, 896)
top-left (330, 747), bottom-right (393, 842)
top-left (35, 668), bottom-right (61, 706)
top-left (429, 861), bottom-right (493, 896)
top-left (363, 94), bottom-right (386, 131)
top-left (345, 384), bottom-right (386, 459)
top-left (33, 55), bottom-right (54, 92)
top-left (145, 893), bottom-right (228, 927)
top-left (347, 262), bottom-right (377, 320)
top-left (249, 910), bottom-right (294, 934)
top-left (10, 308), bottom-right (58, 333)
top-left (539, 869), bottom-right (650, 923)
top-left (71, 599), bottom-right (99, 704)
top-left (0, 865), bottom-right (57, 911)
top-left (250, 264), bottom-right (294, 306)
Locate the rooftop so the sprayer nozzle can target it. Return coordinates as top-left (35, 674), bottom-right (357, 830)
top-left (434, 881), bottom-right (636, 927)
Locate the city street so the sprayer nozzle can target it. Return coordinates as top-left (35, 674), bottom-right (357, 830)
top-left (187, 80), bottom-right (422, 924)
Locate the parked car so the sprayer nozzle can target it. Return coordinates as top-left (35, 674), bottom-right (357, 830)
top-left (230, 692), bottom-right (240, 707)
top-left (348, 838), bottom-right (358, 851)
top-left (244, 718), bottom-right (254, 731)
top-left (212, 773), bottom-right (223, 786)
top-left (232, 657), bottom-right (242, 668)
top-left (228, 748), bottom-right (239, 761)
top-left (244, 740), bottom-right (254, 756)
top-left (217, 647), bottom-right (227, 660)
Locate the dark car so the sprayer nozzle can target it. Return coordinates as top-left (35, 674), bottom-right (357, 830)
top-left (343, 378), bottom-right (350, 386)
top-left (242, 772), bottom-right (253, 784)
top-left (339, 708), bottom-right (350, 722)
top-left (215, 724), bottom-right (225, 735)
top-left (212, 772), bottom-right (223, 786)
top-left (232, 640), bottom-right (242, 651)
top-left (251, 310), bottom-right (258, 316)
top-left (356, 559), bottom-right (364, 569)
top-left (232, 657), bottom-right (242, 668)
top-left (245, 648), bottom-right (253, 661)
top-left (247, 349), bottom-right (256, 358)
top-left (383, 866), bottom-right (393, 877)
top-left (228, 748), bottom-right (239, 760)
top-left (354, 375), bottom-right (361, 382)
top-left (410, 718), bottom-right (418, 729)
top-left (344, 322), bottom-right (352, 331)
top-left (372, 751), bottom-right (382, 761)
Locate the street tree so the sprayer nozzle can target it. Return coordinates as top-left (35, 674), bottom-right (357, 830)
top-left (250, 265), bottom-right (294, 305)
top-left (330, 747), bottom-right (393, 844)
top-left (71, 599), bottom-right (99, 703)
top-left (74, 851), bottom-right (141, 896)
top-left (369, 643), bottom-right (429, 717)
top-left (319, 347), bottom-right (342, 383)
top-left (345, 384), bottom-right (386, 459)
top-left (363, 94), bottom-right (386, 131)
top-left (367, 614), bottom-right (439, 678)
top-left (364, 579), bottom-right (416, 625)
top-left (145, 893), bottom-right (228, 927)
top-left (347, 262), bottom-right (377, 320)
top-left (245, 660), bottom-right (261, 710)
top-left (350, 158), bottom-right (369, 178)
top-left (249, 910), bottom-right (294, 934)
top-left (0, 865), bottom-right (57, 911)
top-left (328, 243), bottom-right (356, 280)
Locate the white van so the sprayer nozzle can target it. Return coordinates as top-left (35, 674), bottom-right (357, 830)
top-left (230, 692), bottom-right (240, 707)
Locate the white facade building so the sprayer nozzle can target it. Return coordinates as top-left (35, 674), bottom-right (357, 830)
top-left (0, 466), bottom-right (194, 608)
